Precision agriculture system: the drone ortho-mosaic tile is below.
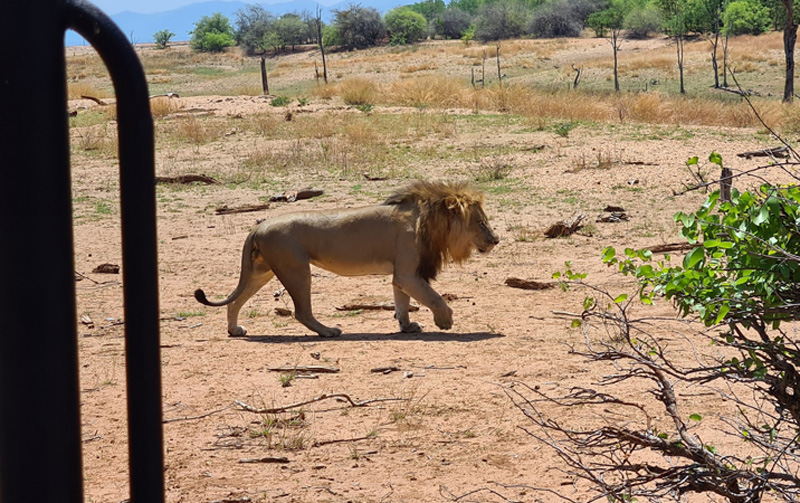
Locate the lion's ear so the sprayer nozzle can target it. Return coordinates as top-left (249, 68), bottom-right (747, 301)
top-left (445, 196), bottom-right (468, 217)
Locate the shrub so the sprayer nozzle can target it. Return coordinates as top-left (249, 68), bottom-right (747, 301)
top-left (529, 0), bottom-right (584, 37)
top-left (385, 8), bottom-right (428, 44)
top-left (473, 0), bottom-right (530, 41)
top-left (235, 5), bottom-right (274, 56)
top-left (153, 29), bottom-right (175, 49)
top-left (723, 0), bottom-right (771, 35)
top-left (333, 5), bottom-right (386, 50)
top-left (190, 13), bottom-right (236, 52)
top-left (624, 2), bottom-right (663, 38)
top-left (434, 8), bottom-right (473, 38)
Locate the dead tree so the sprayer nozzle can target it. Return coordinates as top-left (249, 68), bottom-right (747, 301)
top-left (315, 5), bottom-right (328, 85)
top-left (571, 64), bottom-right (582, 89)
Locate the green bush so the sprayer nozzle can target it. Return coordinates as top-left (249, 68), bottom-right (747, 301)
top-left (723, 0), bottom-right (771, 35)
top-left (434, 8), bottom-right (473, 39)
top-left (473, 0), bottom-right (530, 41)
top-left (333, 5), bottom-right (386, 50)
top-left (385, 8), bottom-right (428, 44)
top-left (624, 2), bottom-right (663, 38)
top-left (153, 29), bottom-right (175, 49)
top-left (190, 13), bottom-right (236, 52)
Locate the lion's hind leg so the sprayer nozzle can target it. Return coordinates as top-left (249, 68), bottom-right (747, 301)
top-left (271, 261), bottom-right (342, 338)
top-left (226, 268), bottom-right (274, 337)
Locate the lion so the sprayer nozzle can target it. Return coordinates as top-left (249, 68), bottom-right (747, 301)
top-left (194, 180), bottom-right (499, 337)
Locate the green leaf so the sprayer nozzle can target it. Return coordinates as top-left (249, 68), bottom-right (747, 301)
top-left (689, 413), bottom-right (703, 422)
top-left (614, 294), bottom-right (628, 304)
top-left (602, 247), bottom-right (616, 263)
top-left (714, 303), bottom-right (730, 325)
top-left (570, 319), bottom-right (582, 328)
top-left (686, 156), bottom-right (699, 166)
top-left (683, 247), bottom-right (704, 269)
top-left (708, 151), bottom-right (722, 167)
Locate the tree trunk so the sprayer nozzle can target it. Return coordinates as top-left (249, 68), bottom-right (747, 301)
top-left (723, 20), bottom-right (731, 87)
top-left (710, 30), bottom-right (720, 88)
top-left (316, 9), bottom-right (328, 85)
top-left (677, 35), bottom-right (685, 94)
top-left (613, 31), bottom-right (620, 92)
top-left (260, 55), bottom-right (269, 95)
top-left (783, 0), bottom-right (798, 103)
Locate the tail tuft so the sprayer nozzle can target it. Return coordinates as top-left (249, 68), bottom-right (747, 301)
top-left (194, 289), bottom-right (210, 305)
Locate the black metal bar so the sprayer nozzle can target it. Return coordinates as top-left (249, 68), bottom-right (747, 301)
top-left (64, 2), bottom-right (165, 502)
top-left (0, 1), bottom-right (85, 501)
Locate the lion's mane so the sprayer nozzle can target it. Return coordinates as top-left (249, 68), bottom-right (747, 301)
top-left (384, 180), bottom-right (485, 282)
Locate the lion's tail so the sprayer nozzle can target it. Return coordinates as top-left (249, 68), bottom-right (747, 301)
top-left (194, 230), bottom-right (258, 307)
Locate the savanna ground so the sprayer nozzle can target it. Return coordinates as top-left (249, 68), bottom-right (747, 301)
top-left (67, 31), bottom-right (799, 502)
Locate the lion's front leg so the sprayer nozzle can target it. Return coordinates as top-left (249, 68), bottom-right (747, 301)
top-left (393, 275), bottom-right (453, 330)
top-left (393, 285), bottom-right (421, 333)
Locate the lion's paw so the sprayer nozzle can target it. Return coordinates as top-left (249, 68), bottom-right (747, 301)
top-left (400, 321), bottom-right (422, 333)
top-left (434, 309), bottom-right (453, 330)
top-left (317, 326), bottom-right (342, 338)
top-left (228, 326), bottom-right (247, 337)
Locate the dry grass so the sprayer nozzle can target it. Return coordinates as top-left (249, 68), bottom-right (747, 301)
top-left (173, 115), bottom-right (222, 145)
top-left (338, 77), bottom-right (378, 106)
top-left (150, 96), bottom-right (182, 118)
top-left (67, 82), bottom-right (111, 100)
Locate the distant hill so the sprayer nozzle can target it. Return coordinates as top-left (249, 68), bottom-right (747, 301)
top-left (65, 0), bottom-right (409, 46)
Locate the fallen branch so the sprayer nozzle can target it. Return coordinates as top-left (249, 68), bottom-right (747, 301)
top-left (163, 404), bottom-right (233, 424)
top-left (80, 95), bottom-right (106, 105)
top-left (648, 242), bottom-right (696, 254)
top-left (214, 203), bottom-right (270, 215)
top-left (335, 303), bottom-right (419, 312)
top-left (235, 394), bottom-right (407, 414)
top-left (736, 146), bottom-right (789, 159)
top-left (504, 277), bottom-right (556, 291)
top-left (266, 365), bottom-right (340, 373)
top-left (269, 188), bottom-right (323, 202)
top-left (313, 435), bottom-right (377, 447)
top-left (155, 174), bottom-right (218, 185)
top-left (239, 456), bottom-right (289, 464)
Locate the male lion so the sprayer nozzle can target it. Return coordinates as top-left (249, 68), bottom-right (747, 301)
top-left (194, 180), bottom-right (499, 337)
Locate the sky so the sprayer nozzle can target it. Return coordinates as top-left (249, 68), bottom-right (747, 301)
top-left (91, 0), bottom-right (338, 14)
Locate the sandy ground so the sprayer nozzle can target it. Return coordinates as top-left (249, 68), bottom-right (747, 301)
top-left (69, 92), bottom-right (786, 503)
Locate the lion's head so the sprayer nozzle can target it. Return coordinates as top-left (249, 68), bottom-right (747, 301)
top-left (384, 180), bottom-right (499, 281)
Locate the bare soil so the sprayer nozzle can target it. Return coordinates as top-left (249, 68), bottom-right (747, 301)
top-left (70, 62), bottom-right (786, 501)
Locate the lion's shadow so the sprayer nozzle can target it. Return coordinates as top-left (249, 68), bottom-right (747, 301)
top-left (235, 331), bottom-right (504, 345)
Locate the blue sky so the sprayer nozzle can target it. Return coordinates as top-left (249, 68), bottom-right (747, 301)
top-left (92, 0), bottom-right (339, 14)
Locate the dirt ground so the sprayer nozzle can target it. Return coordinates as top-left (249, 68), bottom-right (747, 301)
top-left (69, 88), bottom-right (786, 503)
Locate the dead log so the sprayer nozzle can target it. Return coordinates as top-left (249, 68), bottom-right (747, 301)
top-left (92, 263), bottom-right (120, 274)
top-left (736, 146), bottom-right (789, 159)
top-left (544, 213), bottom-right (585, 238)
top-left (504, 277), bottom-right (556, 290)
top-left (214, 203), bottom-right (270, 215)
top-left (155, 174), bottom-right (218, 185)
top-left (335, 303), bottom-right (420, 312)
top-left (269, 188), bottom-right (323, 202)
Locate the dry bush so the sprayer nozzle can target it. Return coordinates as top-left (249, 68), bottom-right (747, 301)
top-left (339, 77), bottom-right (378, 106)
top-left (344, 117), bottom-right (381, 146)
top-left (67, 82), bottom-right (111, 100)
top-left (175, 115), bottom-right (220, 144)
top-left (613, 92), bottom-right (664, 123)
top-left (386, 76), bottom-right (467, 108)
top-left (150, 97), bottom-right (181, 118)
top-left (313, 83), bottom-right (338, 100)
